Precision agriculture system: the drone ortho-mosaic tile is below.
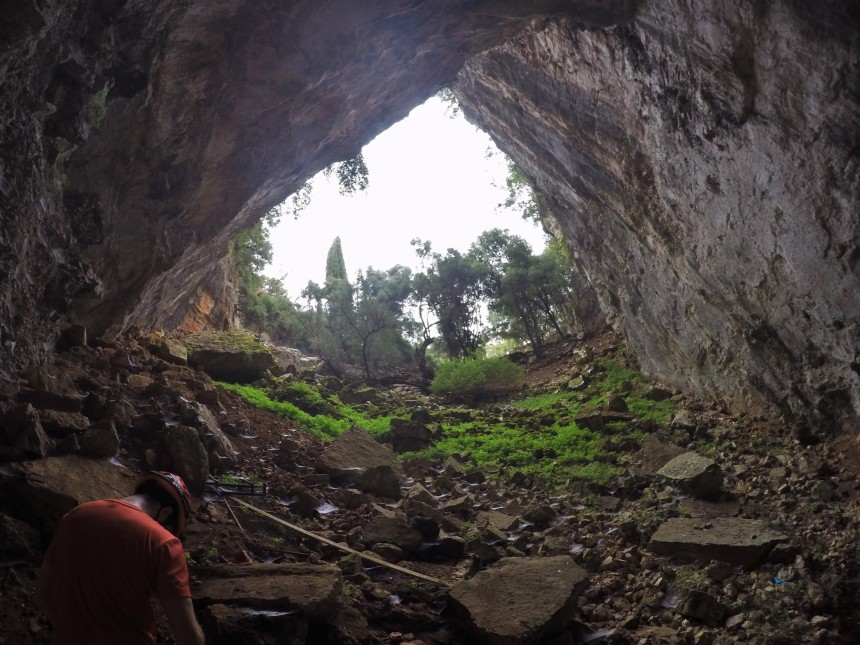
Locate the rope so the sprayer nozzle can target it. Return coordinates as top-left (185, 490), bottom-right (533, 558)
top-left (228, 496), bottom-right (447, 586)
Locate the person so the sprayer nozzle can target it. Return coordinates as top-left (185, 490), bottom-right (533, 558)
top-left (35, 471), bottom-right (206, 645)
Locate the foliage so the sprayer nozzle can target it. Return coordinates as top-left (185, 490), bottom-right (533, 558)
top-left (500, 156), bottom-right (547, 225)
top-left (216, 380), bottom-right (407, 439)
top-left (411, 240), bottom-right (487, 359)
top-left (430, 356), bottom-right (524, 397)
top-left (324, 152), bottom-right (370, 195)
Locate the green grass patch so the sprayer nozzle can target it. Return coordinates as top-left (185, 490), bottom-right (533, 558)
top-left (431, 356), bottom-right (524, 397)
top-left (216, 382), bottom-right (347, 439)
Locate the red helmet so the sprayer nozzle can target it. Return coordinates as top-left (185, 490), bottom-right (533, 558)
top-left (134, 471), bottom-right (192, 536)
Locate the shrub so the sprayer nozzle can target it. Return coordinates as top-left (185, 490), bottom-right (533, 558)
top-left (430, 357), bottom-right (524, 398)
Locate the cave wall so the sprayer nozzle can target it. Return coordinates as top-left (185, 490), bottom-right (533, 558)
top-left (454, 0), bottom-right (860, 434)
top-left (0, 0), bottom-right (632, 372)
top-left (1, 0), bottom-right (857, 434)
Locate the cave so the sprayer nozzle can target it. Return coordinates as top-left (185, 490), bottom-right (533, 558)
top-left (2, 0), bottom-right (856, 436)
top-left (1, 0), bottom-right (860, 640)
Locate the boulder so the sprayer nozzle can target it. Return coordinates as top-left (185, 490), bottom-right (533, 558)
top-left (316, 426), bottom-right (404, 485)
top-left (378, 418), bottom-right (433, 453)
top-left (79, 419), bottom-right (120, 458)
top-left (656, 452), bottom-right (723, 499)
top-left (361, 516), bottom-right (423, 552)
top-left (476, 510), bottom-right (519, 532)
top-left (186, 333), bottom-right (276, 383)
top-left (195, 563), bottom-right (342, 620)
top-left (355, 464), bottom-right (402, 500)
top-left (405, 484), bottom-right (437, 506)
top-left (2, 404), bottom-right (51, 458)
top-left (448, 556), bottom-right (588, 644)
top-left (648, 518), bottom-right (787, 567)
top-left (158, 425), bottom-right (210, 494)
top-left (189, 403), bottom-right (238, 473)
top-left (7, 456), bottom-right (135, 529)
top-left (153, 338), bottom-right (188, 365)
top-left (677, 589), bottom-right (727, 627)
top-left (38, 409), bottom-right (90, 435)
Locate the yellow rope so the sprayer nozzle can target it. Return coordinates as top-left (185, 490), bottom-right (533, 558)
top-left (228, 496), bottom-right (447, 586)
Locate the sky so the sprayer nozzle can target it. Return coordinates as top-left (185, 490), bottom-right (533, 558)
top-left (264, 95), bottom-right (547, 299)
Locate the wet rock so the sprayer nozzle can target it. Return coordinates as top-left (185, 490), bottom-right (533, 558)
top-left (677, 590), bottom-right (727, 627)
top-left (316, 426), bottom-right (404, 486)
top-left (648, 518), bottom-right (786, 567)
top-left (361, 516), bottom-right (423, 552)
top-left (656, 452), bottom-right (723, 499)
top-left (448, 556), bottom-right (588, 644)
top-left (2, 404), bottom-right (50, 458)
top-left (158, 425), bottom-right (209, 494)
top-left (78, 419), bottom-right (120, 458)
top-left (195, 562), bottom-right (342, 620)
top-left (0, 513), bottom-right (41, 559)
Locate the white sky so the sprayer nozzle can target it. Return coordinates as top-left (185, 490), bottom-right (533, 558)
top-left (264, 96), bottom-right (547, 299)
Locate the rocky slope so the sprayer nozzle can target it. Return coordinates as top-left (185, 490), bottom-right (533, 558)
top-left (0, 332), bottom-right (858, 643)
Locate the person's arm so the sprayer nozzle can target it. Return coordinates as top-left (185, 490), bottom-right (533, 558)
top-left (160, 596), bottom-right (205, 645)
top-left (34, 559), bottom-right (54, 620)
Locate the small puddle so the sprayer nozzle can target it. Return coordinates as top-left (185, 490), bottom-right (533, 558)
top-left (315, 502), bottom-right (338, 515)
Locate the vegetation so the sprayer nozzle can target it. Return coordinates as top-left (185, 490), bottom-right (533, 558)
top-left (430, 356), bottom-right (524, 398)
top-left (184, 330), bottom-right (271, 355)
top-left (214, 344), bottom-right (674, 489)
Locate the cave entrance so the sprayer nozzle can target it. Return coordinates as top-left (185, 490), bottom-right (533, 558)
top-left (263, 94), bottom-right (547, 299)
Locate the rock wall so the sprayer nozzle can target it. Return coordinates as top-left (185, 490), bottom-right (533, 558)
top-left (1, 0), bottom-right (857, 434)
top-left (0, 0), bottom-right (632, 371)
top-left (454, 0), bottom-right (860, 434)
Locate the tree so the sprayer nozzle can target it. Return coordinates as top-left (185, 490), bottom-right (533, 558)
top-left (411, 240), bottom-right (486, 359)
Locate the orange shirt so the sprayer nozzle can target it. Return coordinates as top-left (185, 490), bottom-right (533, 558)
top-left (43, 499), bottom-right (191, 645)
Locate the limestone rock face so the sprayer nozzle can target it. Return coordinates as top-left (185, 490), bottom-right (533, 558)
top-left (454, 1), bottom-right (860, 434)
top-left (0, 0), bottom-right (856, 436)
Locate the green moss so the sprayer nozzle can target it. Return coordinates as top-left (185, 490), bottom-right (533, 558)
top-left (185, 331), bottom-right (270, 356)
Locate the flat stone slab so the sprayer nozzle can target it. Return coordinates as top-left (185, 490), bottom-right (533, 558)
top-left (9, 455), bottom-right (135, 528)
top-left (649, 518), bottom-right (786, 567)
top-left (448, 556), bottom-right (588, 644)
top-left (195, 563), bottom-right (342, 620)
